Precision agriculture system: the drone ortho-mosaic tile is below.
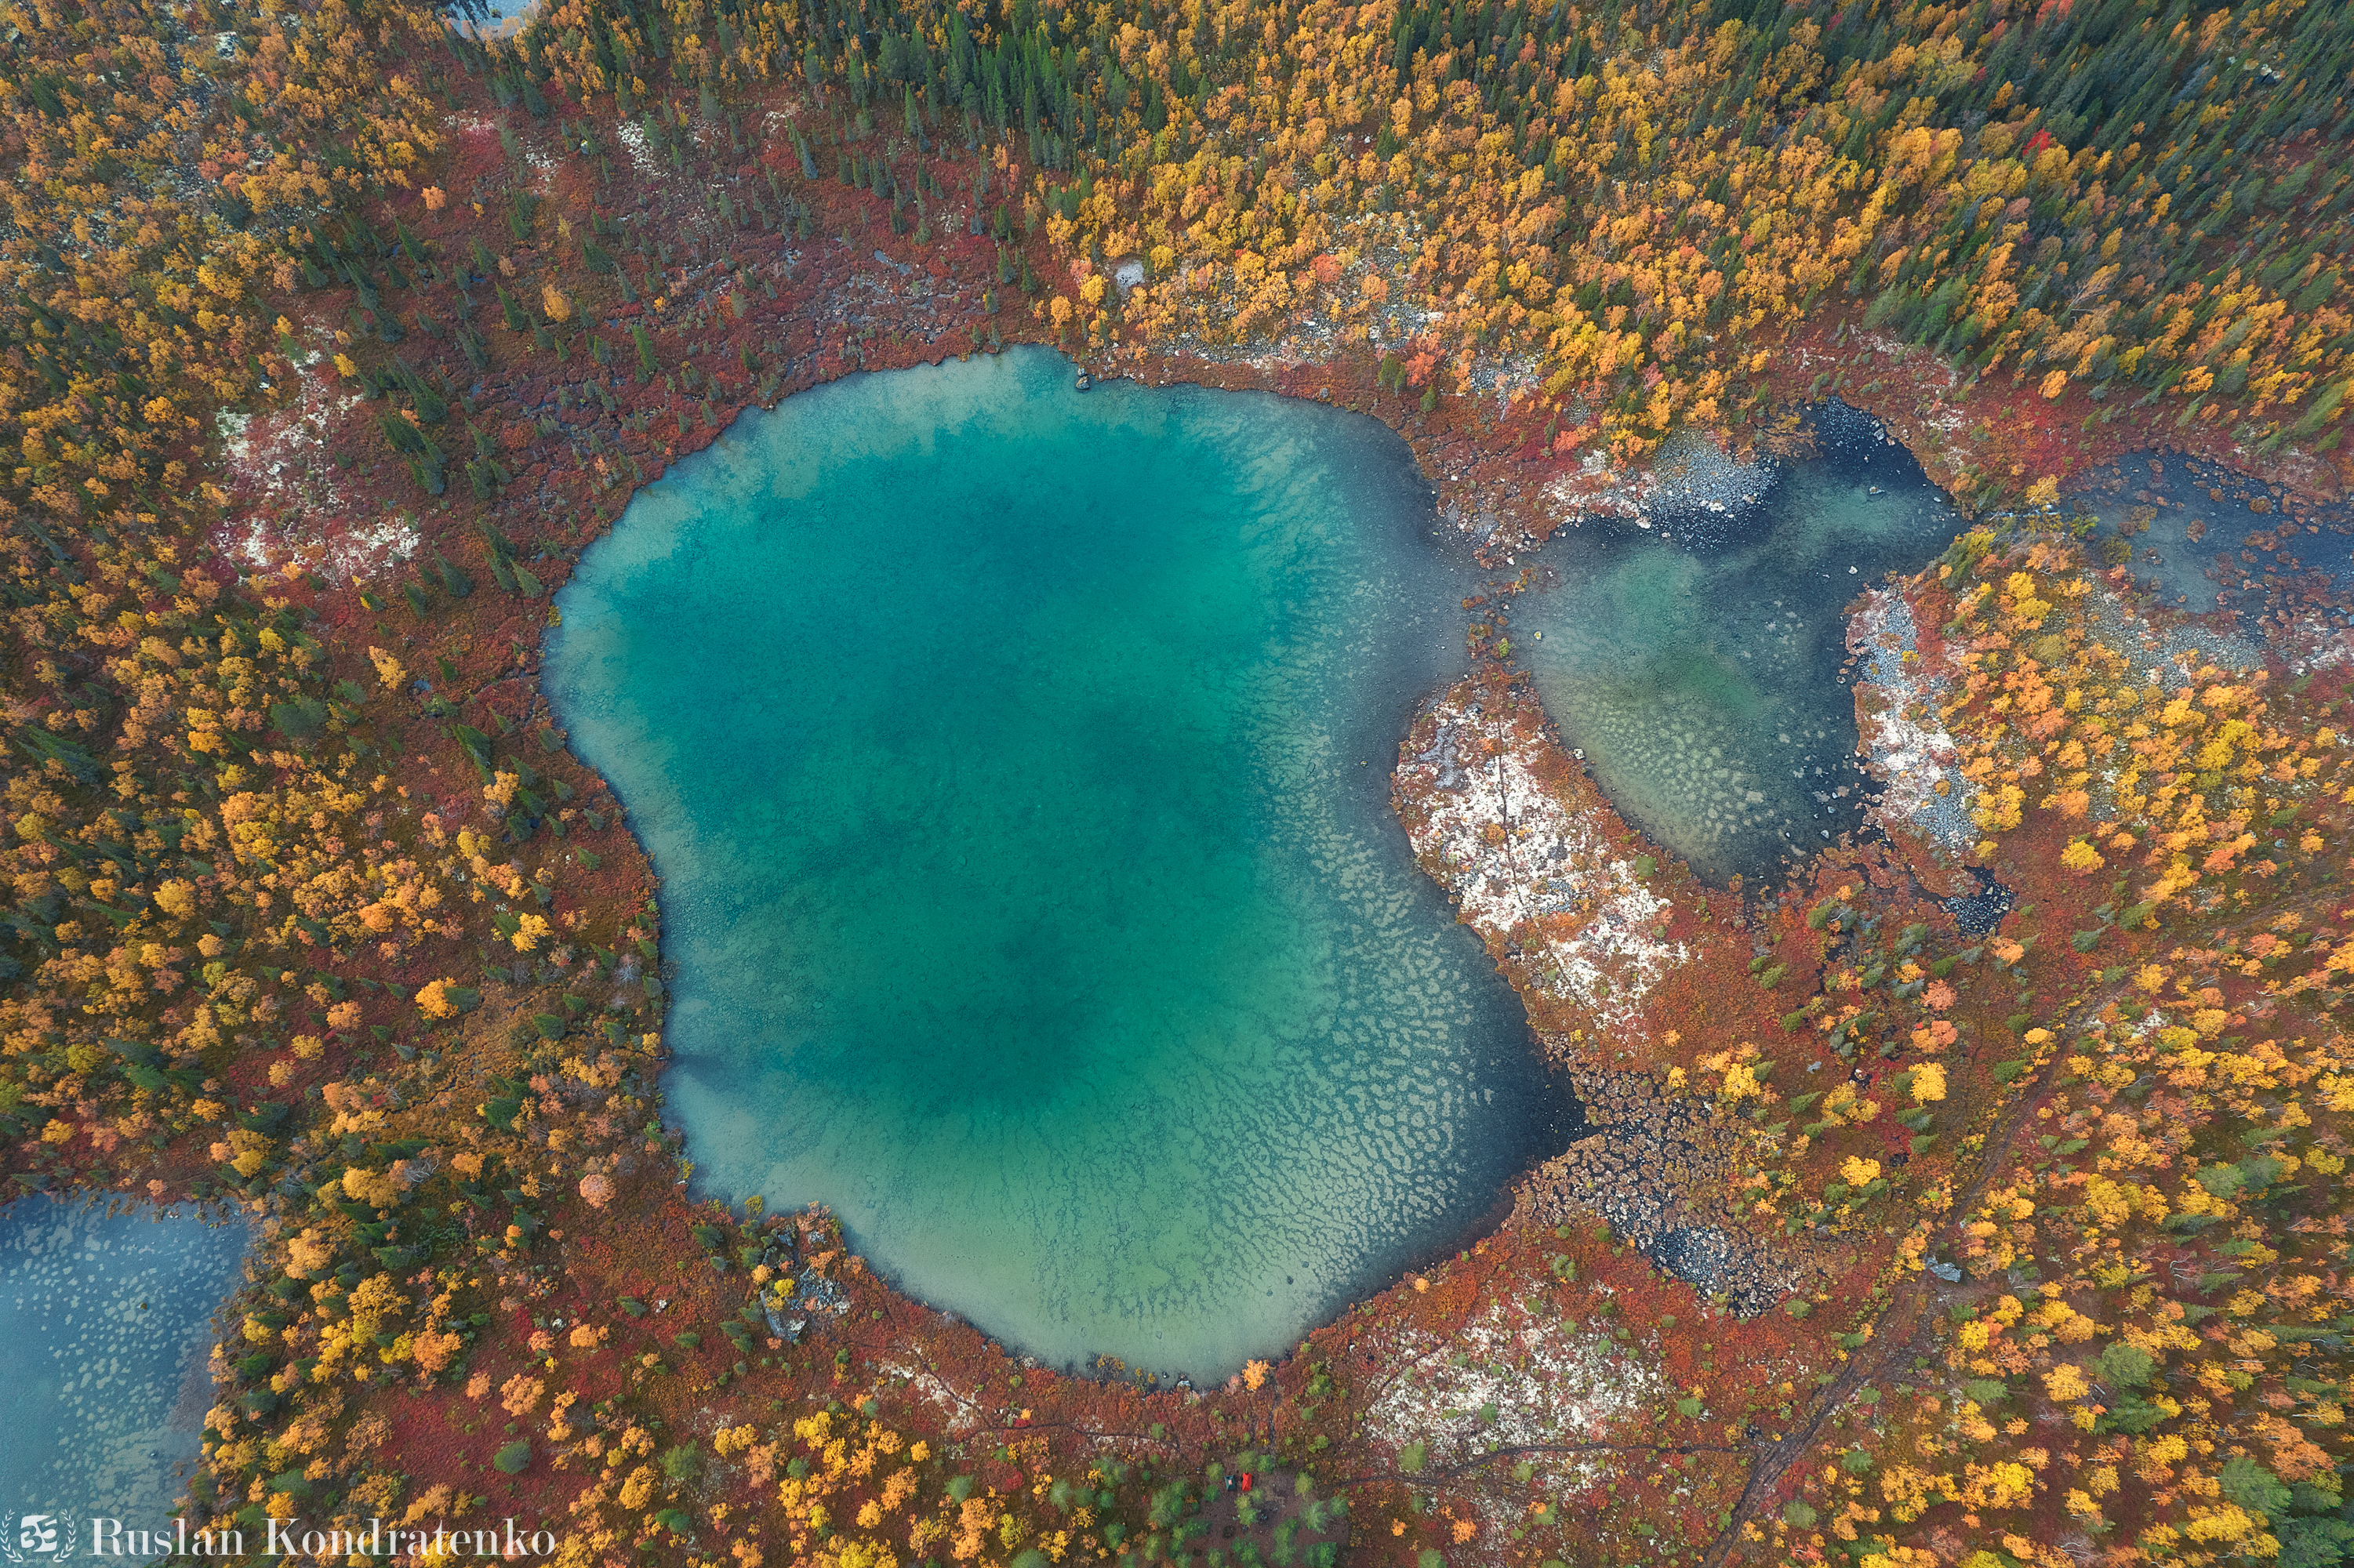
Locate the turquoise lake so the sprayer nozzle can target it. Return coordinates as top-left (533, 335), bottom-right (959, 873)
top-left (1523, 403), bottom-right (1966, 884)
top-left (546, 347), bottom-right (1560, 1377)
top-left (0, 1197), bottom-right (249, 1524)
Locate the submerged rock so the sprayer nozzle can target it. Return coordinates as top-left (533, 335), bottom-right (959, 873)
top-left (0, 1198), bottom-right (251, 1519)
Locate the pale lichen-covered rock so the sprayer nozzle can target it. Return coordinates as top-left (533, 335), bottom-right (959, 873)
top-left (1393, 680), bottom-right (1691, 1043)
top-left (1362, 1287), bottom-right (1658, 1472)
top-left (1847, 586), bottom-right (1972, 852)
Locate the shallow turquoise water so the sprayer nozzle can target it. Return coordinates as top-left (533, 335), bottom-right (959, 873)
top-left (0, 1197), bottom-right (250, 1525)
top-left (1524, 404), bottom-right (1965, 884)
top-left (547, 347), bottom-right (1558, 1377)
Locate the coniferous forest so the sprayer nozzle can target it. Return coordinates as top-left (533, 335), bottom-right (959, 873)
top-left (4, 0), bottom-right (2354, 1560)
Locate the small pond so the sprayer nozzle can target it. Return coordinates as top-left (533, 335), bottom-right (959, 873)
top-left (2070, 449), bottom-right (2354, 636)
top-left (546, 347), bottom-right (1564, 1377)
top-left (0, 1196), bottom-right (251, 1526)
top-left (1521, 403), bottom-right (1967, 884)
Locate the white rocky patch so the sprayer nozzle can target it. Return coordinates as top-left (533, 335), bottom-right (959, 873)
top-left (1363, 1289), bottom-right (1658, 1477)
top-left (211, 356), bottom-right (418, 580)
top-left (1847, 587), bottom-right (1972, 849)
top-left (1851, 573), bottom-right (2268, 855)
top-left (871, 1358), bottom-right (986, 1435)
top-left (1538, 426), bottom-right (1777, 535)
top-left (1400, 691), bottom-right (1689, 1037)
top-left (616, 120), bottom-right (663, 182)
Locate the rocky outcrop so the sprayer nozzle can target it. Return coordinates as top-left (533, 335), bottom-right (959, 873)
top-left (1514, 1067), bottom-right (1809, 1317)
top-left (1393, 675), bottom-right (1692, 1047)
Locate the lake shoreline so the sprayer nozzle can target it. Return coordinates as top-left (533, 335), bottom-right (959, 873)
top-left (545, 349), bottom-right (1576, 1382)
top-left (46, 74), bottom-right (2347, 1562)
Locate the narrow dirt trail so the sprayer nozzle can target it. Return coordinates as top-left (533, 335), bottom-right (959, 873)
top-left (1697, 966), bottom-right (2127, 1567)
top-left (1697, 866), bottom-right (2351, 1564)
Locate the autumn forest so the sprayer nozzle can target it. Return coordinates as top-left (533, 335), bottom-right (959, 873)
top-left (3, 0), bottom-right (2354, 1560)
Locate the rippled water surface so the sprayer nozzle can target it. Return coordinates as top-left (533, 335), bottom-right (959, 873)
top-left (546, 347), bottom-right (1560, 1377)
top-left (1523, 405), bottom-right (1966, 884)
top-left (0, 1197), bottom-right (250, 1523)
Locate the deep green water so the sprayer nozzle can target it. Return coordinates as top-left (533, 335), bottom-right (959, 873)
top-left (0, 1197), bottom-right (250, 1524)
top-left (1524, 403), bottom-right (1966, 884)
top-left (547, 347), bottom-right (1559, 1377)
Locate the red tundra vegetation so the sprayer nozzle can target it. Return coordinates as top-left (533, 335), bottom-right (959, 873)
top-left (4, 0), bottom-right (2352, 1562)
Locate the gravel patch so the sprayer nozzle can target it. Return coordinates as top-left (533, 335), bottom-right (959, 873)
top-left (1847, 588), bottom-right (1973, 851)
top-left (1362, 1288), bottom-right (1658, 1476)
